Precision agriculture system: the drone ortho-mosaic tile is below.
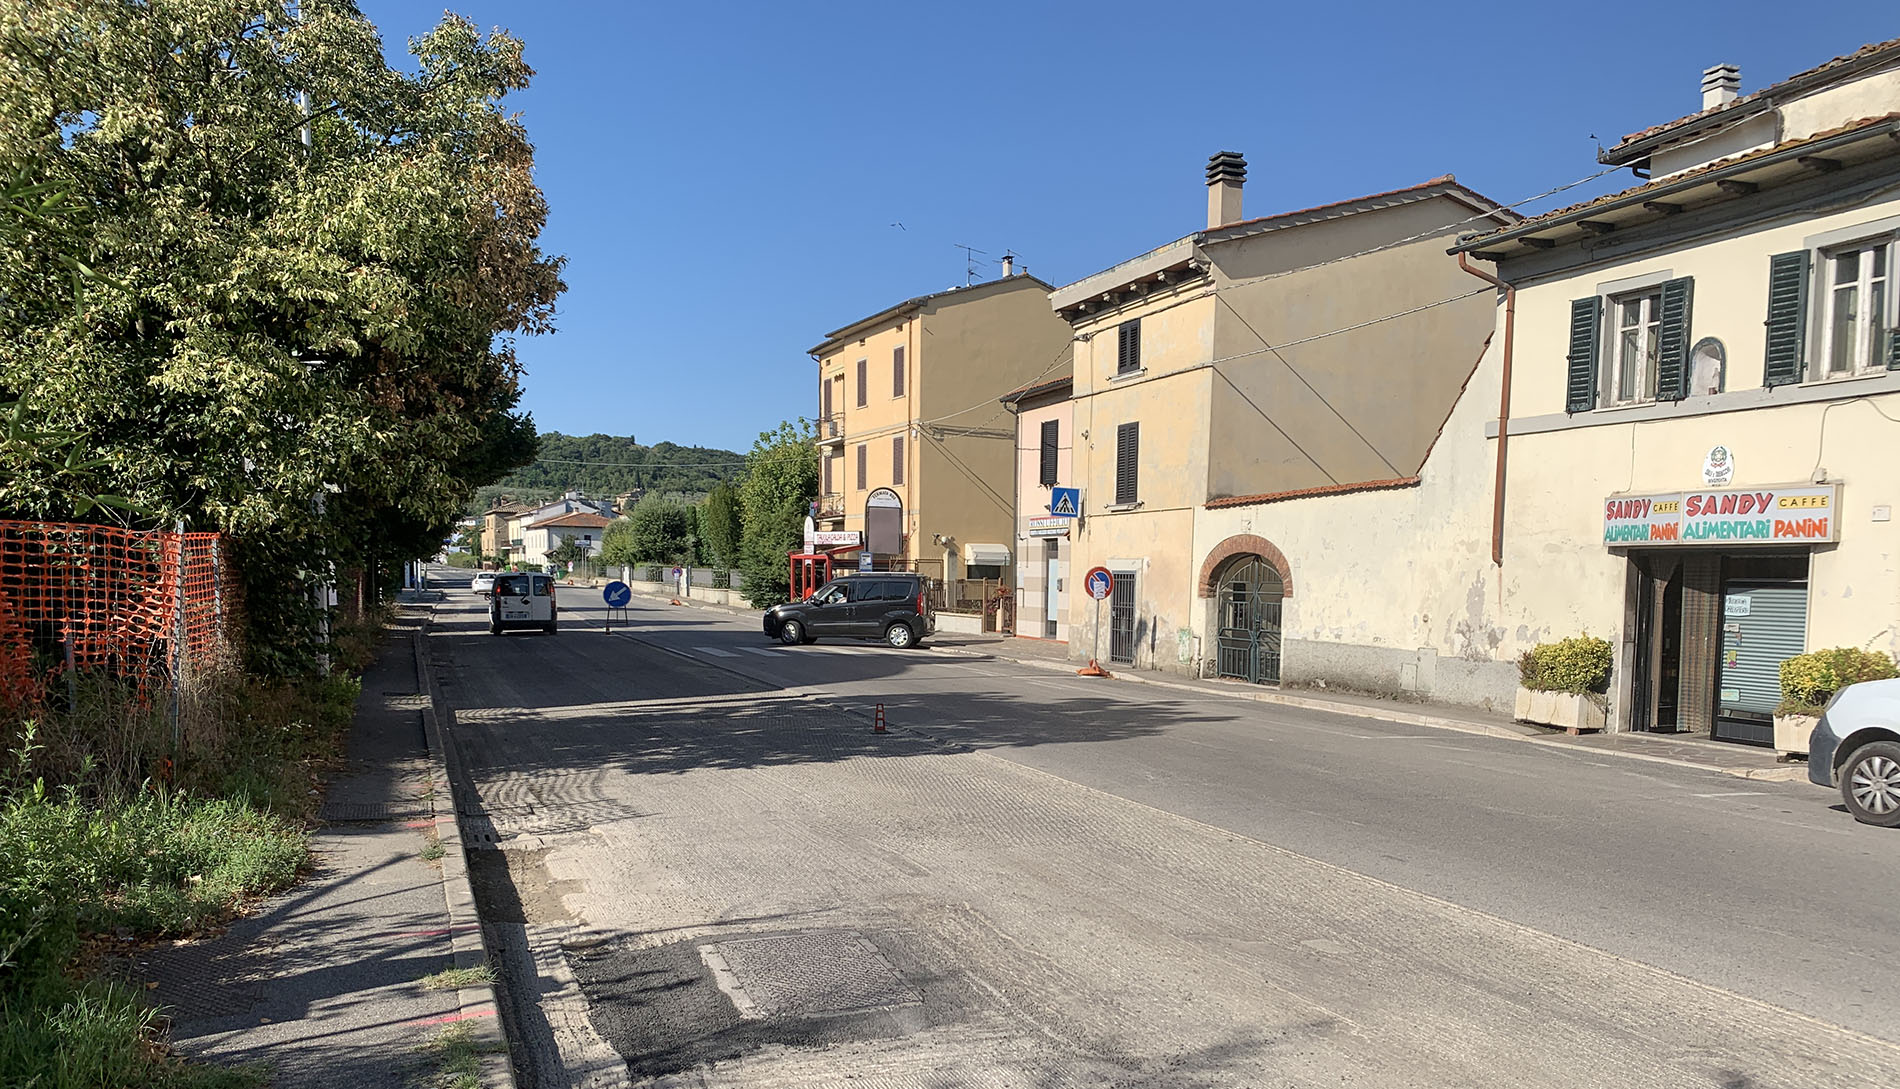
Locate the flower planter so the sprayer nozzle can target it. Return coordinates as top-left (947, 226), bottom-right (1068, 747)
top-left (1773, 713), bottom-right (1818, 756)
top-left (1514, 687), bottom-right (1606, 734)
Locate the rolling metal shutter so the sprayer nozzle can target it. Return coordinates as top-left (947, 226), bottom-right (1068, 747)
top-left (1715, 580), bottom-right (1808, 745)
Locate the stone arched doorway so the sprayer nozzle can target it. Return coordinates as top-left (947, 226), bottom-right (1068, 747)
top-left (1209, 554), bottom-right (1284, 685)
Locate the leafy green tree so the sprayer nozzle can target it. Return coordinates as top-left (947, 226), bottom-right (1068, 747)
top-left (545, 536), bottom-right (591, 573)
top-left (736, 420), bottom-right (817, 608)
top-left (621, 494), bottom-right (694, 564)
top-left (701, 482), bottom-right (742, 569)
top-left (0, 0), bottom-right (563, 670)
top-left (599, 518), bottom-right (637, 569)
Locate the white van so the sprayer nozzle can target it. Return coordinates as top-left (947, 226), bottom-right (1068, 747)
top-left (488, 572), bottom-right (558, 635)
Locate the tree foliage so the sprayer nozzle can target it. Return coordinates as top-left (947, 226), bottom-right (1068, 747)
top-left (608, 493), bottom-right (695, 565)
top-left (701, 481), bottom-right (741, 569)
top-left (0, 0), bottom-right (563, 669)
top-left (475, 433), bottom-right (745, 513)
top-left (736, 420), bottom-right (817, 609)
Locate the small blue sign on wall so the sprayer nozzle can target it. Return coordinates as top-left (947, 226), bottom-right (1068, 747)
top-left (602, 581), bottom-right (632, 608)
top-left (1050, 487), bottom-right (1080, 518)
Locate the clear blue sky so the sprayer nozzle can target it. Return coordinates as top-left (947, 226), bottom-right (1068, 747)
top-left (358, 2), bottom-right (1895, 454)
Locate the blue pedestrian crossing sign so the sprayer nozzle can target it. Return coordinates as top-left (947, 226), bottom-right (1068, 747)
top-left (602, 581), bottom-right (632, 608)
top-left (1050, 487), bottom-right (1080, 518)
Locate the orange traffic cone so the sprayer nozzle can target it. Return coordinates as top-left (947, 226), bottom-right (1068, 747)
top-left (873, 703), bottom-right (887, 734)
top-left (1077, 659), bottom-right (1111, 677)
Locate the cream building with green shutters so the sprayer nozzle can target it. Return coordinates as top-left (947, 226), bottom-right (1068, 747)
top-left (1449, 41), bottom-right (1900, 741)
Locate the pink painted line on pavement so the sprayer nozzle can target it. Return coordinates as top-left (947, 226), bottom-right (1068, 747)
top-left (409, 1007), bottom-right (496, 1026)
top-left (403, 819), bottom-right (437, 829)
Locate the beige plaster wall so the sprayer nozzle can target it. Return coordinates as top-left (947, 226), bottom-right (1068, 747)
top-left (1204, 197), bottom-right (1498, 498)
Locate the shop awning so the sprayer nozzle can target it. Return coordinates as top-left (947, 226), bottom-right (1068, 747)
top-left (962, 542), bottom-right (1011, 566)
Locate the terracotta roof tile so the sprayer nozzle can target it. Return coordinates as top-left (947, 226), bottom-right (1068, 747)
top-left (1205, 476), bottom-right (1420, 510)
top-left (532, 511), bottom-right (613, 529)
top-left (1613, 37), bottom-right (1900, 152)
top-left (1458, 113), bottom-right (1900, 247)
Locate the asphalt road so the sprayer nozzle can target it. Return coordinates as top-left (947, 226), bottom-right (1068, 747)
top-left (427, 572), bottom-right (1900, 1087)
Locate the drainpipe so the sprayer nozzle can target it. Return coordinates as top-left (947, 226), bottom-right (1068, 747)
top-left (1458, 252), bottom-right (1514, 567)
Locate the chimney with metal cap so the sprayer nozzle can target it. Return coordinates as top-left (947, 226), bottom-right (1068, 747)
top-left (1001, 253), bottom-right (1015, 277)
top-left (1702, 64), bottom-right (1740, 110)
top-left (1206, 151), bottom-right (1246, 229)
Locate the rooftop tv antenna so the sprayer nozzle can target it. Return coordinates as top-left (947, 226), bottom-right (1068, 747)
top-left (954, 243), bottom-right (987, 285)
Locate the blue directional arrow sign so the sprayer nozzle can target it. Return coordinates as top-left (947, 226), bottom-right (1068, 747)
top-left (602, 581), bottom-right (632, 609)
top-left (1050, 487), bottom-right (1080, 518)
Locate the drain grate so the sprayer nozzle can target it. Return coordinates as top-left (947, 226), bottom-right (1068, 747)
top-left (703, 930), bottom-right (920, 1019)
top-left (319, 801), bottom-right (431, 822)
top-left (459, 814), bottom-right (501, 848)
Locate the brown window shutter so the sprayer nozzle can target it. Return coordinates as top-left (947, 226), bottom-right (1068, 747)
top-left (1039, 419), bottom-right (1058, 486)
top-left (856, 359), bottom-right (867, 406)
top-left (893, 346), bottom-right (906, 397)
top-left (892, 435), bottom-right (905, 485)
top-left (822, 454), bottom-right (832, 494)
top-left (856, 443), bottom-right (867, 489)
top-left (1115, 422), bottom-right (1139, 504)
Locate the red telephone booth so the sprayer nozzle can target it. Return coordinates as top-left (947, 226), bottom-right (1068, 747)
top-left (788, 551), bottom-right (834, 600)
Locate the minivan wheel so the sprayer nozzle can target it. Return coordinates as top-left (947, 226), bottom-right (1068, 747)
top-left (884, 622), bottom-right (915, 649)
top-left (779, 619), bottom-right (805, 646)
top-left (1840, 740), bottom-right (1900, 827)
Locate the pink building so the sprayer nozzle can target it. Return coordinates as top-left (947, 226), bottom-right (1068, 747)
top-left (1001, 375), bottom-right (1074, 642)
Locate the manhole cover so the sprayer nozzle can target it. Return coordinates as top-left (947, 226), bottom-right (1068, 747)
top-left (702, 931), bottom-right (920, 1019)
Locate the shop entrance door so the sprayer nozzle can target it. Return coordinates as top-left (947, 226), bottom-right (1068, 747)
top-left (1630, 554), bottom-right (1684, 731)
top-left (1043, 539), bottom-right (1061, 639)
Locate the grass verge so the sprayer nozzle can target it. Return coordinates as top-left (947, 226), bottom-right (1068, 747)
top-left (417, 964), bottom-right (495, 992)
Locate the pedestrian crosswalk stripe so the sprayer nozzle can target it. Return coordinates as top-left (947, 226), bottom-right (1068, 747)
top-left (695, 646), bottom-right (739, 657)
top-left (739, 646), bottom-right (784, 656)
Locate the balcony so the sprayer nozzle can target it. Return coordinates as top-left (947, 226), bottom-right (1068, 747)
top-left (815, 413), bottom-right (845, 447)
top-left (816, 492), bottom-right (845, 519)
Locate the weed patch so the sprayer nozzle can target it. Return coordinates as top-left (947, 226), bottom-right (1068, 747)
top-left (417, 964), bottom-right (495, 992)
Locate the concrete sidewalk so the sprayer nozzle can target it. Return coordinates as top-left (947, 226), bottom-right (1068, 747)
top-left (144, 603), bottom-right (512, 1088)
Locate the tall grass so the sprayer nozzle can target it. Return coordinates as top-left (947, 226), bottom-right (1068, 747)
top-left (0, 661), bottom-right (364, 1087)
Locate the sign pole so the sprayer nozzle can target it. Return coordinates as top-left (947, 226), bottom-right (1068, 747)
top-left (1078, 565), bottom-right (1112, 677)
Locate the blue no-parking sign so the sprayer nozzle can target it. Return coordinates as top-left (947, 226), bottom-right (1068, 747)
top-left (602, 581), bottom-right (632, 608)
top-left (1084, 567), bottom-right (1113, 600)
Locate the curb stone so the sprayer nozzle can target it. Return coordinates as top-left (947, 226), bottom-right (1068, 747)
top-left (412, 619), bottom-right (517, 1089)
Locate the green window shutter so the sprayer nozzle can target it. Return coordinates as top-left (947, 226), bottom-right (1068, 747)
top-left (1887, 323), bottom-right (1900, 371)
top-left (1763, 251), bottom-right (1809, 387)
top-left (1654, 277), bottom-right (1695, 401)
top-left (1565, 297), bottom-right (1601, 413)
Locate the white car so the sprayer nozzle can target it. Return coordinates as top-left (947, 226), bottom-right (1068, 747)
top-left (470, 572), bottom-right (498, 595)
top-left (1808, 678), bottom-right (1900, 827)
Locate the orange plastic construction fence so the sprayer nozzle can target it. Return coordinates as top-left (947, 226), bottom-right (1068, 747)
top-left (0, 521), bottom-right (242, 711)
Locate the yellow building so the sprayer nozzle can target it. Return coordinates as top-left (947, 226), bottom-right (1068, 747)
top-left (809, 271), bottom-right (1071, 605)
top-left (1448, 44), bottom-right (1900, 741)
top-left (1052, 152), bottom-right (1514, 677)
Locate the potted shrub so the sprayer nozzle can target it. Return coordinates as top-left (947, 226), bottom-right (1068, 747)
top-left (1514, 635), bottom-right (1612, 734)
top-left (1774, 647), bottom-right (1899, 754)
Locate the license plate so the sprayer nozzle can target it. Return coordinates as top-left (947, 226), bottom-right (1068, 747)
top-left (503, 610), bottom-right (529, 620)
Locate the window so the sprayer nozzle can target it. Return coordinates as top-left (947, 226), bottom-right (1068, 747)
top-left (1820, 241), bottom-right (1892, 377)
top-left (1115, 422), bottom-right (1139, 505)
top-left (1609, 290), bottom-right (1662, 404)
top-left (1116, 319), bottom-right (1141, 375)
top-left (856, 443), bottom-right (867, 490)
top-left (822, 377), bottom-right (833, 416)
top-left (1568, 278), bottom-right (1693, 409)
top-left (892, 435), bottom-right (905, 486)
top-left (856, 358), bottom-right (868, 406)
top-left (892, 345), bottom-right (906, 397)
top-left (822, 453), bottom-right (832, 494)
top-left (1038, 419), bottom-right (1059, 486)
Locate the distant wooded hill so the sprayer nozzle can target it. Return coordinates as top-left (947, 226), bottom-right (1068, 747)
top-left (471, 432), bottom-right (747, 513)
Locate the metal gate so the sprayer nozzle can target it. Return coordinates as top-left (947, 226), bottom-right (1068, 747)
top-left (1715, 579), bottom-right (1807, 745)
top-left (1215, 557), bottom-right (1283, 685)
top-left (1108, 571), bottom-right (1136, 663)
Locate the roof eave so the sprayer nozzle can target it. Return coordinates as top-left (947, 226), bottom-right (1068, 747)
top-left (1450, 116), bottom-right (1900, 256)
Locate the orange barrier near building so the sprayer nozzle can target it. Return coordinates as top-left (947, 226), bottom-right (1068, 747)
top-left (0, 521), bottom-right (242, 711)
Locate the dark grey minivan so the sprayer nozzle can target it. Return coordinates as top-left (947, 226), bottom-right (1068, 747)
top-left (763, 574), bottom-right (935, 648)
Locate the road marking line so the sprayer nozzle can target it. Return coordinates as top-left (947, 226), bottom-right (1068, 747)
top-left (739, 646), bottom-right (784, 656)
top-left (1689, 790), bottom-right (1771, 798)
top-left (694, 646), bottom-right (739, 658)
